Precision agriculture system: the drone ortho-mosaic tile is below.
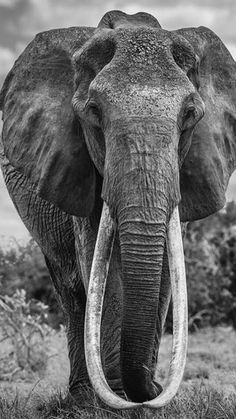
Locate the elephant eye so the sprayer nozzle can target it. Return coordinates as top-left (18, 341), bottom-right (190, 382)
top-left (183, 105), bottom-right (204, 131)
top-left (183, 105), bottom-right (196, 129)
top-left (180, 94), bottom-right (205, 132)
top-left (85, 100), bottom-right (102, 127)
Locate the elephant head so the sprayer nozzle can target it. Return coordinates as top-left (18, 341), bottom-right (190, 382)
top-left (1, 9), bottom-right (236, 408)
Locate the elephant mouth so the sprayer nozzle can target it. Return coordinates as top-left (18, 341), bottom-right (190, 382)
top-left (84, 202), bottom-right (188, 409)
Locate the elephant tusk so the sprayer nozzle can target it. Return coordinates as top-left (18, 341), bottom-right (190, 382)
top-left (143, 205), bottom-right (188, 408)
top-left (85, 203), bottom-right (187, 409)
top-left (84, 201), bottom-right (141, 409)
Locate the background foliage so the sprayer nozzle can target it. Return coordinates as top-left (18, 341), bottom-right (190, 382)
top-left (0, 240), bottom-right (63, 328)
top-left (1, 201), bottom-right (236, 331)
top-left (0, 289), bottom-right (53, 380)
top-left (184, 200), bottom-right (236, 330)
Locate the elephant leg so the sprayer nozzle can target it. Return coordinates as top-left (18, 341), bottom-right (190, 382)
top-left (45, 258), bottom-right (90, 399)
top-left (74, 218), bottom-right (123, 395)
top-left (101, 247), bottom-right (123, 394)
top-left (85, 239), bottom-right (123, 395)
top-left (67, 292), bottom-right (89, 397)
top-left (2, 163), bottom-right (90, 400)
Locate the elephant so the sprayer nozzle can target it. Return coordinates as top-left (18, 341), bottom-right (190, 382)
top-left (0, 9), bottom-right (236, 409)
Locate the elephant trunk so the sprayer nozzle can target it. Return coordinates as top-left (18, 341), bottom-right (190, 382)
top-left (84, 121), bottom-right (188, 408)
top-left (84, 202), bottom-right (188, 409)
top-left (118, 203), bottom-right (167, 402)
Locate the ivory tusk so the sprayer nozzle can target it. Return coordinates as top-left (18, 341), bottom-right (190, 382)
top-left (84, 202), bottom-right (141, 409)
top-left (143, 206), bottom-right (188, 408)
top-left (85, 203), bottom-right (188, 409)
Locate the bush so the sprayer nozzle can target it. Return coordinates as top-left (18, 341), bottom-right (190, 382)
top-left (184, 201), bottom-right (236, 330)
top-left (0, 239), bottom-right (63, 328)
top-left (0, 289), bottom-right (54, 380)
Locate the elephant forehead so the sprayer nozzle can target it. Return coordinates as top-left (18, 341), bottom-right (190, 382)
top-left (91, 28), bottom-right (194, 92)
top-left (115, 27), bottom-right (170, 53)
top-left (92, 76), bottom-right (192, 117)
top-left (113, 28), bottom-right (173, 69)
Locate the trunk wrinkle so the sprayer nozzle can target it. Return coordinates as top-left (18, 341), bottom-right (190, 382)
top-left (119, 211), bottom-right (167, 402)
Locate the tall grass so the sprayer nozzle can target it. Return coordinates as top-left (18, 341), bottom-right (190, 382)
top-left (1, 383), bottom-right (236, 419)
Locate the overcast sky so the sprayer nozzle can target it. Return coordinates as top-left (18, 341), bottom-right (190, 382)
top-left (0, 0), bottom-right (236, 241)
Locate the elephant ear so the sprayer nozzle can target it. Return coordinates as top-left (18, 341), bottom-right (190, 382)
top-left (0, 27), bottom-right (96, 217)
top-left (175, 27), bottom-right (236, 221)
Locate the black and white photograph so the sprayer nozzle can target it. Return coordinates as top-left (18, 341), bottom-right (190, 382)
top-left (0, 1), bottom-right (236, 418)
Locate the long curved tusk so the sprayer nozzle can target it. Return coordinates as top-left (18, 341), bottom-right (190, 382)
top-left (85, 203), bottom-right (187, 409)
top-left (84, 202), bottom-right (141, 409)
top-left (143, 205), bottom-right (188, 408)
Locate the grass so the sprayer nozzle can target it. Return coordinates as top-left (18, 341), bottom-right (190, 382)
top-left (0, 326), bottom-right (236, 418)
top-left (1, 383), bottom-right (236, 419)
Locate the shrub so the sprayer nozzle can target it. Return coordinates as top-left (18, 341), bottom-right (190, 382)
top-left (0, 239), bottom-right (63, 328)
top-left (0, 289), bottom-right (54, 380)
top-left (184, 201), bottom-right (236, 330)
top-left (165, 201), bottom-right (236, 331)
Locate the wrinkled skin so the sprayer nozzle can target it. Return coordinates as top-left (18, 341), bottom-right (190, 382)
top-left (0, 10), bottom-right (236, 403)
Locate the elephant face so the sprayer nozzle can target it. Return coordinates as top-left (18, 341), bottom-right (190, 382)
top-left (1, 9), bottom-right (236, 408)
top-left (72, 24), bottom-right (205, 220)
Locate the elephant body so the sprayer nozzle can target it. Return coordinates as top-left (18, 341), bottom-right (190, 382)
top-left (0, 10), bottom-right (236, 404)
top-left (0, 141), bottom-right (124, 395)
top-left (1, 147), bottom-right (170, 396)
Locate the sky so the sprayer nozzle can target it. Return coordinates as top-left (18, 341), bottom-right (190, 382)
top-left (0, 0), bottom-right (236, 241)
